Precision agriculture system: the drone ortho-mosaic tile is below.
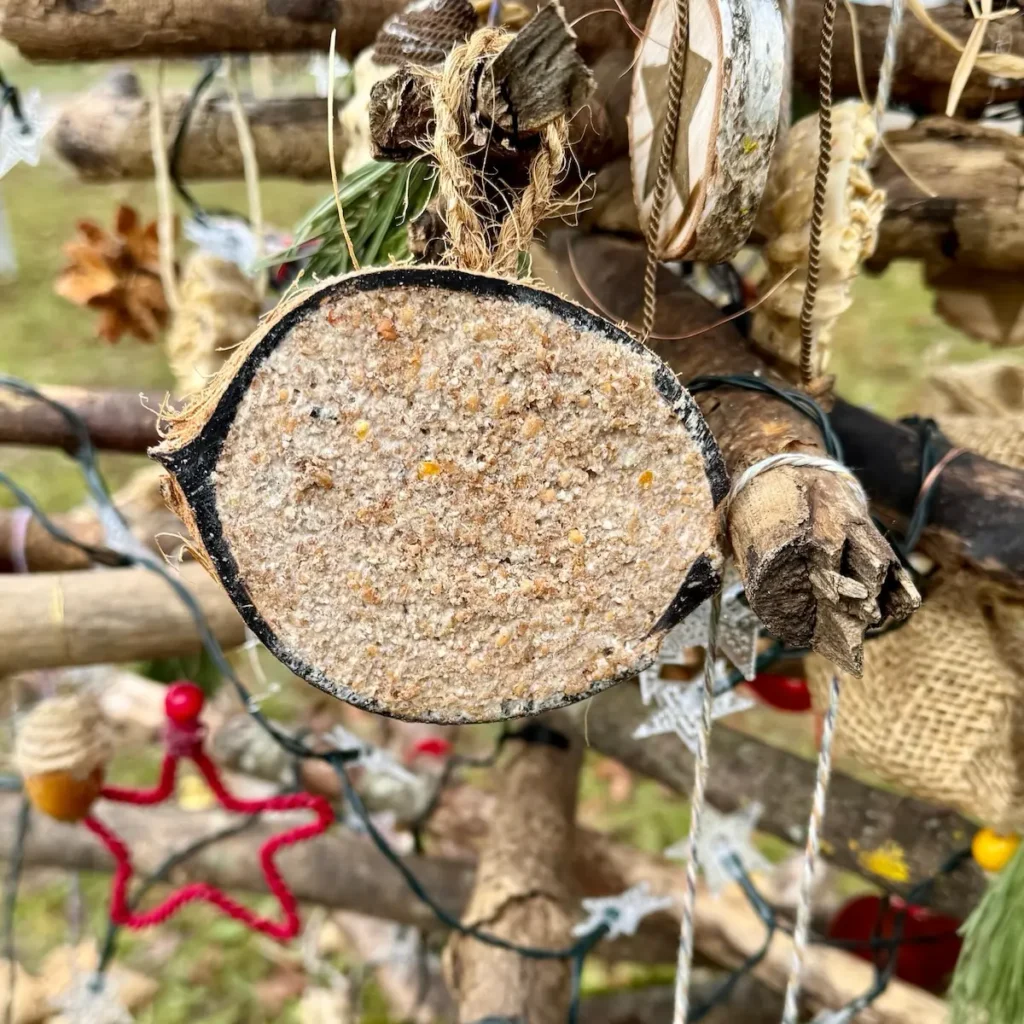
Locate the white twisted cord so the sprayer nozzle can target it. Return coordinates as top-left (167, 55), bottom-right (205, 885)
top-left (781, 672), bottom-right (842, 1024)
top-left (870, 0), bottom-right (905, 157)
top-left (672, 590), bottom-right (721, 1024)
top-left (725, 453), bottom-right (866, 516)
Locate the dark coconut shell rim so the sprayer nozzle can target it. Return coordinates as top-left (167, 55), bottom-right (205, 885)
top-left (154, 266), bottom-right (729, 723)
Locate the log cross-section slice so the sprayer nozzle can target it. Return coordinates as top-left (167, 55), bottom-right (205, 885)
top-left (629, 0), bottom-right (784, 262)
top-left (153, 268), bottom-right (726, 723)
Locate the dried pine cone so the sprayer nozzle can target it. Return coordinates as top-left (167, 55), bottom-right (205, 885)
top-left (54, 204), bottom-right (169, 344)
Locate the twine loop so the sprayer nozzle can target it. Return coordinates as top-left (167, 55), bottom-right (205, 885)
top-left (426, 27), bottom-right (569, 277)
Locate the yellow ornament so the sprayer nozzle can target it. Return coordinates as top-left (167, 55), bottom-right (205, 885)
top-left (14, 693), bottom-right (112, 822)
top-left (972, 828), bottom-right (1021, 873)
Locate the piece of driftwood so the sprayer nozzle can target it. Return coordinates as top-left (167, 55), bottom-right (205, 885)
top-left (533, 230), bottom-right (918, 674)
top-left (0, 385), bottom-right (163, 452)
top-left (869, 117), bottom-right (1024, 275)
top-left (443, 723), bottom-right (582, 1024)
top-left (0, 563), bottom-right (245, 674)
top-left (154, 268), bottom-right (726, 722)
top-left (0, 0), bottom-right (643, 63)
top-left (629, 0), bottom-right (784, 262)
top-left (831, 398), bottom-right (1024, 592)
top-left (562, 682), bottom-right (985, 923)
top-left (54, 71), bottom-right (334, 182)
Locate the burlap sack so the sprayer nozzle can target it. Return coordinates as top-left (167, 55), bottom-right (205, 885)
top-left (808, 360), bottom-right (1024, 830)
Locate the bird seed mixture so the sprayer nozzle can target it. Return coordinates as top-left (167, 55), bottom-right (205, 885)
top-left (212, 283), bottom-right (719, 721)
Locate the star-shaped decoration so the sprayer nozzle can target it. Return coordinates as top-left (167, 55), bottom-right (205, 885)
top-left (83, 683), bottom-right (333, 942)
top-left (633, 680), bottom-right (754, 755)
top-left (0, 89), bottom-right (56, 180)
top-left (54, 973), bottom-right (132, 1024)
top-left (572, 882), bottom-right (675, 941)
top-left (665, 802), bottom-right (772, 895)
top-left (663, 569), bottom-right (761, 682)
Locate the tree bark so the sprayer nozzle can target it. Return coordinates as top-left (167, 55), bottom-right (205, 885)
top-left (0, 0), bottom-right (643, 63)
top-left (831, 397), bottom-right (1024, 593)
top-left (793, 0), bottom-right (1024, 115)
top-left (0, 385), bottom-right (163, 453)
top-left (443, 721), bottom-right (583, 1024)
top-left (868, 116), bottom-right (1024, 274)
top-left (0, 563), bottom-right (245, 673)
top-left (533, 230), bottom-right (918, 675)
top-left (55, 72), bottom-right (335, 182)
top-left (562, 682), bottom-right (985, 924)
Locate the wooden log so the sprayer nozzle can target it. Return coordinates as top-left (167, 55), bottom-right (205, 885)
top-left (55, 71), bottom-right (335, 182)
top-left (0, 0), bottom-right (644, 63)
top-left (0, 563), bottom-right (245, 674)
top-left (533, 230), bottom-right (918, 674)
top-left (443, 722), bottom-right (582, 1024)
top-left (793, 0), bottom-right (1024, 117)
top-left (0, 385), bottom-right (162, 453)
top-left (562, 682), bottom-right (985, 923)
top-left (831, 397), bottom-right (1024, 592)
top-left (868, 116), bottom-right (1024, 274)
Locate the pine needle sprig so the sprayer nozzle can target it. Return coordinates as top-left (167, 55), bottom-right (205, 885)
top-left (268, 159), bottom-right (437, 280)
top-left (951, 842), bottom-right (1024, 1024)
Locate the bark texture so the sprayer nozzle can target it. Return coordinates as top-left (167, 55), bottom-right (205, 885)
top-left (869, 116), bottom-right (1024, 274)
top-left (832, 397), bottom-right (1024, 593)
top-left (443, 723), bottom-right (583, 1024)
top-left (0, 0), bottom-right (644, 62)
top-left (55, 72), bottom-right (334, 182)
top-left (0, 563), bottom-right (245, 673)
top-left (0, 385), bottom-right (163, 452)
top-left (562, 682), bottom-right (985, 923)
top-left (533, 230), bottom-right (918, 674)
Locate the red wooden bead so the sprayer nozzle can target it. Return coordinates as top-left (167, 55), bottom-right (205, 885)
top-left (165, 682), bottom-right (206, 724)
top-left (408, 736), bottom-right (454, 761)
top-left (744, 673), bottom-right (812, 712)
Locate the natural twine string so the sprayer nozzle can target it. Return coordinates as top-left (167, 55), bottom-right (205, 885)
top-left (149, 60), bottom-right (181, 314)
top-left (725, 453), bottom-right (866, 516)
top-left (870, 0), bottom-right (904, 156)
top-left (782, 672), bottom-right (842, 1024)
top-left (672, 588), bottom-right (720, 1024)
top-left (797, 0), bottom-right (838, 387)
top-left (429, 28), bottom-right (568, 277)
top-left (640, 0), bottom-right (690, 342)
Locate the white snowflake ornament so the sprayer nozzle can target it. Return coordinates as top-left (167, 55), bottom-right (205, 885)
top-left (0, 89), bottom-right (56, 180)
top-left (54, 973), bottom-right (132, 1024)
top-left (633, 680), bottom-right (754, 755)
top-left (572, 882), bottom-right (674, 940)
top-left (665, 802), bottom-right (772, 895)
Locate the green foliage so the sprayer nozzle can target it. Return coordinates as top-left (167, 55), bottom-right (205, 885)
top-left (951, 843), bottom-right (1024, 1024)
top-left (271, 160), bottom-right (437, 281)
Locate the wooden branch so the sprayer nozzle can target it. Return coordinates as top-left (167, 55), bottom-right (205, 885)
top-left (533, 230), bottom-right (918, 674)
top-left (0, 0), bottom-right (643, 63)
top-left (562, 682), bottom-right (985, 923)
top-left (831, 397), bottom-right (1024, 592)
top-left (0, 563), bottom-right (245, 673)
top-left (55, 71), bottom-right (334, 182)
top-left (793, 0), bottom-right (1024, 116)
top-left (0, 385), bottom-right (162, 452)
top-left (868, 116), bottom-right (1024, 274)
top-left (443, 722), bottom-right (583, 1024)
top-left (0, 792), bottom-right (470, 932)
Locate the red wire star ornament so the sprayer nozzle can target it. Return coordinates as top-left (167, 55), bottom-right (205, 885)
top-left (83, 682), bottom-right (334, 942)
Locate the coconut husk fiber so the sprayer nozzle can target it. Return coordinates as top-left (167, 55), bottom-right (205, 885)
top-left (808, 360), bottom-right (1024, 830)
top-left (153, 268), bottom-right (727, 723)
